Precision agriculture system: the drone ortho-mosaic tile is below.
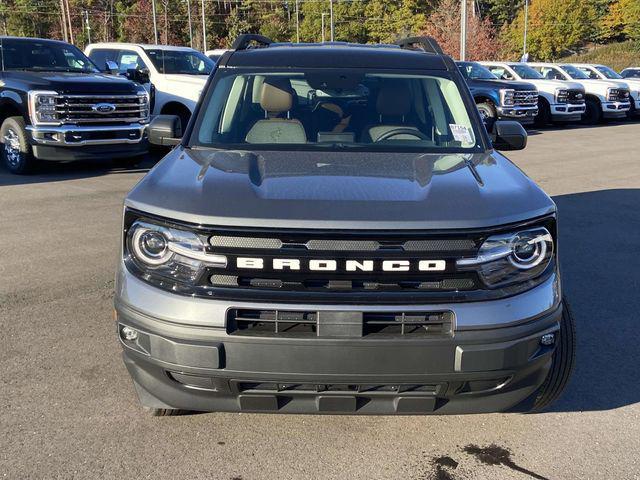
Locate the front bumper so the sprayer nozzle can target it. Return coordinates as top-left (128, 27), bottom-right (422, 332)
top-left (550, 103), bottom-right (586, 122)
top-left (602, 101), bottom-right (630, 118)
top-left (27, 123), bottom-right (149, 161)
top-left (497, 105), bottom-right (538, 125)
top-left (115, 267), bottom-right (562, 415)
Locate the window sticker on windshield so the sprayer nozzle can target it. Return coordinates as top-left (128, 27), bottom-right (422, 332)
top-left (449, 124), bottom-right (474, 144)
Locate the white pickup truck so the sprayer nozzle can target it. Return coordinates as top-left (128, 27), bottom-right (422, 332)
top-left (85, 43), bottom-right (215, 129)
top-left (480, 61), bottom-right (585, 125)
top-left (528, 62), bottom-right (630, 124)
top-left (571, 63), bottom-right (640, 117)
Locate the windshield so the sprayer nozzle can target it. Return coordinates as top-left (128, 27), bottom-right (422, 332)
top-left (595, 65), bottom-right (622, 79)
top-left (622, 68), bottom-right (640, 78)
top-left (457, 62), bottom-right (497, 80)
top-left (191, 69), bottom-right (481, 152)
top-left (560, 65), bottom-right (590, 79)
top-left (0, 38), bottom-right (98, 73)
top-left (511, 64), bottom-right (543, 79)
top-left (144, 49), bottom-right (214, 75)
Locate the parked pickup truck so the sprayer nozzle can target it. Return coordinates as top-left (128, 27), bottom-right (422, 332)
top-left (85, 43), bottom-right (215, 129)
top-left (0, 36), bottom-right (149, 174)
top-left (571, 63), bottom-right (640, 118)
top-left (480, 61), bottom-right (585, 125)
top-left (529, 63), bottom-right (630, 124)
top-left (116, 35), bottom-right (575, 416)
top-left (456, 61), bottom-right (538, 126)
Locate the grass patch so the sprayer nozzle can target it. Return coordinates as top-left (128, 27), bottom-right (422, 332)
top-left (562, 41), bottom-right (640, 71)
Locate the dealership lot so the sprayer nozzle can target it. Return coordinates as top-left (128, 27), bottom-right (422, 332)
top-left (1, 123), bottom-right (639, 479)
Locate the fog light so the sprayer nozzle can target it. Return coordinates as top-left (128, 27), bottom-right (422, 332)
top-left (121, 326), bottom-right (138, 341)
top-left (540, 333), bottom-right (555, 346)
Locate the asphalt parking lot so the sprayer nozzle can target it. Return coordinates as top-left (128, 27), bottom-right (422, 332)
top-left (1, 122), bottom-right (639, 480)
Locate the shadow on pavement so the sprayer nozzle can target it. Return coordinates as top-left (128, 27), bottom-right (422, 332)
top-left (549, 188), bottom-right (640, 412)
top-left (0, 152), bottom-right (164, 187)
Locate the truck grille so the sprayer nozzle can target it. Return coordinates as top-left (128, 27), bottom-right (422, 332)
top-left (513, 90), bottom-right (538, 106)
top-left (607, 88), bottom-right (630, 102)
top-left (557, 89), bottom-right (585, 104)
top-left (227, 309), bottom-right (454, 338)
top-left (201, 228), bottom-right (484, 303)
top-left (55, 94), bottom-right (149, 124)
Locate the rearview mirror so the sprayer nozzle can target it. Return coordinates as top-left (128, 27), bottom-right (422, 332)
top-left (148, 115), bottom-right (182, 146)
top-left (126, 68), bottom-right (150, 85)
top-left (105, 60), bottom-right (119, 75)
top-left (491, 120), bottom-right (527, 151)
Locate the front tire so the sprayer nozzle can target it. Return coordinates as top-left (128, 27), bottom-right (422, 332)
top-left (1, 116), bottom-right (36, 174)
top-left (476, 101), bottom-right (497, 130)
top-left (534, 97), bottom-right (551, 127)
top-left (143, 406), bottom-right (182, 416)
top-left (582, 98), bottom-right (602, 125)
top-left (530, 298), bottom-right (576, 412)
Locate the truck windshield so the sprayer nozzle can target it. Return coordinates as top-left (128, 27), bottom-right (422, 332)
top-left (511, 64), bottom-right (543, 80)
top-left (457, 62), bottom-right (497, 80)
top-left (560, 65), bottom-right (590, 80)
top-left (144, 49), bottom-right (214, 75)
top-left (191, 69), bottom-right (481, 152)
top-left (0, 38), bottom-right (98, 73)
top-left (595, 66), bottom-right (623, 79)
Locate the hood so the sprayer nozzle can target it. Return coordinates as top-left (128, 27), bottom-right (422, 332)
top-left (125, 148), bottom-right (555, 230)
top-left (467, 78), bottom-right (537, 91)
top-left (530, 79), bottom-right (583, 91)
top-left (2, 71), bottom-right (139, 95)
top-left (572, 78), bottom-right (628, 91)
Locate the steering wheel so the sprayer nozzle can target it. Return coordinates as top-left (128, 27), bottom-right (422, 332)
top-left (374, 128), bottom-right (429, 142)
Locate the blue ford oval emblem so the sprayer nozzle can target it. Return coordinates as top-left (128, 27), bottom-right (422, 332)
top-left (92, 103), bottom-right (116, 114)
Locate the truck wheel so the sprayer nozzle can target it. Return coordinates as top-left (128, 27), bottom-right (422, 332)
top-left (534, 98), bottom-right (551, 127)
top-left (530, 298), bottom-right (576, 412)
top-left (476, 102), bottom-right (497, 130)
top-left (582, 98), bottom-right (602, 125)
top-left (1, 116), bottom-right (35, 174)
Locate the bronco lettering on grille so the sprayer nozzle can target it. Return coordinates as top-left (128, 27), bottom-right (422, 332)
top-left (235, 257), bottom-right (447, 272)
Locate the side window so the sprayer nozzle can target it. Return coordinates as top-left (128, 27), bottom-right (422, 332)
top-left (117, 50), bottom-right (147, 73)
top-left (488, 66), bottom-right (512, 80)
top-left (88, 49), bottom-right (118, 70)
top-left (578, 67), bottom-right (598, 79)
top-left (539, 67), bottom-right (562, 80)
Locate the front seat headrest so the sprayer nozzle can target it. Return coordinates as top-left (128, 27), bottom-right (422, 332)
top-left (376, 85), bottom-right (412, 117)
top-left (260, 78), bottom-right (294, 115)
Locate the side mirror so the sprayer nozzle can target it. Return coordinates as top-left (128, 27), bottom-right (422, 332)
top-left (105, 60), bottom-right (119, 75)
top-left (491, 120), bottom-right (527, 151)
top-left (126, 68), bottom-right (150, 85)
top-left (148, 115), bottom-right (182, 146)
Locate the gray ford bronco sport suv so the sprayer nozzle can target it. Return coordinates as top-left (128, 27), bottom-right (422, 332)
top-left (116, 35), bottom-right (575, 416)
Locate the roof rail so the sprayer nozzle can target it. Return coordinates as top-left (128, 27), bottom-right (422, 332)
top-left (231, 34), bottom-right (273, 51)
top-left (395, 36), bottom-right (443, 55)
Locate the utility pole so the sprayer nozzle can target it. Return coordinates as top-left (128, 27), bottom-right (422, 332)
top-left (295, 0), bottom-right (300, 42)
top-left (321, 13), bottom-right (329, 42)
top-left (60, 0), bottom-right (68, 42)
top-left (84, 10), bottom-right (91, 45)
top-left (460, 0), bottom-right (466, 60)
top-left (186, 0), bottom-right (193, 49)
top-left (523, 0), bottom-right (529, 56)
top-left (64, 0), bottom-right (74, 44)
top-left (329, 0), bottom-right (334, 41)
top-left (151, 0), bottom-right (159, 44)
top-left (201, 0), bottom-right (207, 51)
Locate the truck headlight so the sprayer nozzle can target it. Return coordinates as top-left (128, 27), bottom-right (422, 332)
top-left (126, 218), bottom-right (227, 287)
top-left (500, 89), bottom-right (515, 106)
top-left (555, 89), bottom-right (568, 103)
top-left (137, 91), bottom-right (150, 122)
top-left (457, 227), bottom-right (554, 288)
top-left (28, 90), bottom-right (60, 125)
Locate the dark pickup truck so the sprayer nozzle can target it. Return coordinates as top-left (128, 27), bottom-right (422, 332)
top-left (457, 61), bottom-right (538, 126)
top-left (0, 36), bottom-right (149, 174)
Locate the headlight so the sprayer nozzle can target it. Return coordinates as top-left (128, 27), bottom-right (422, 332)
top-left (457, 227), bottom-right (554, 288)
top-left (137, 91), bottom-right (150, 122)
top-left (126, 219), bottom-right (226, 287)
top-left (555, 88), bottom-right (568, 103)
top-left (28, 90), bottom-right (60, 125)
top-left (500, 89), bottom-right (515, 106)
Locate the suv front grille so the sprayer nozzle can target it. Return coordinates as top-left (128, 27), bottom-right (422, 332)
top-left (513, 90), bottom-right (538, 106)
top-left (55, 95), bottom-right (149, 124)
top-left (227, 308), bottom-right (454, 338)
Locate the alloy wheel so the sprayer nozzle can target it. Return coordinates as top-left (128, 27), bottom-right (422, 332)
top-left (3, 128), bottom-right (22, 169)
